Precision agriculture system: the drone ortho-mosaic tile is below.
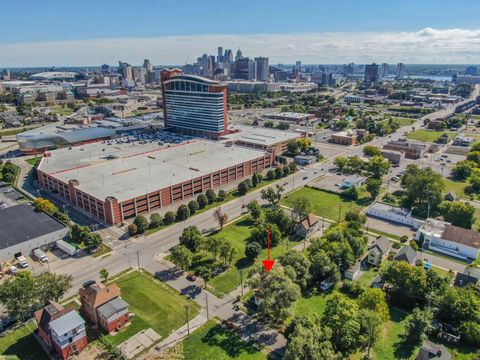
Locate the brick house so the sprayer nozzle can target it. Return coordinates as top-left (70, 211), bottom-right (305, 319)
top-left (34, 302), bottom-right (88, 359)
top-left (295, 214), bottom-right (320, 239)
top-left (79, 280), bottom-right (129, 333)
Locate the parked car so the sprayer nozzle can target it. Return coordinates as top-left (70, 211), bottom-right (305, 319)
top-left (424, 262), bottom-right (431, 270)
top-left (302, 176), bottom-right (308, 180)
top-left (186, 274), bottom-right (197, 282)
top-left (15, 255), bottom-right (28, 268)
top-left (319, 279), bottom-right (334, 291)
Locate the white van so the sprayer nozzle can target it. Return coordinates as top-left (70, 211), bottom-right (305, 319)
top-left (33, 248), bottom-right (48, 263)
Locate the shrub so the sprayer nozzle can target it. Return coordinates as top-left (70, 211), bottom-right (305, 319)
top-left (164, 211), bottom-right (175, 225)
top-left (176, 205), bottom-right (191, 221)
top-left (245, 242), bottom-right (262, 261)
top-left (400, 235), bottom-right (409, 243)
top-left (150, 213), bottom-right (162, 228)
top-left (392, 242), bottom-right (402, 249)
top-left (197, 194), bottom-right (208, 209)
top-left (133, 215), bottom-right (149, 234)
top-left (266, 169), bottom-right (276, 181)
top-left (217, 190), bottom-right (227, 202)
top-left (206, 189), bottom-right (217, 204)
top-left (238, 181), bottom-right (249, 195)
top-left (127, 224), bottom-right (137, 236)
top-left (188, 200), bottom-right (199, 215)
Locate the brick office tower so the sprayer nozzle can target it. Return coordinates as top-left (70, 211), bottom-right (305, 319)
top-left (161, 69), bottom-right (228, 139)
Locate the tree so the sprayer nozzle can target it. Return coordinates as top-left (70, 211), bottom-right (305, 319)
top-left (363, 146), bottom-right (381, 157)
top-left (360, 309), bottom-right (382, 359)
top-left (321, 293), bottom-right (361, 355)
top-left (266, 169), bottom-right (276, 181)
top-left (195, 265), bottom-right (213, 288)
top-left (70, 224), bottom-right (91, 244)
top-left (1, 162), bottom-right (17, 184)
top-left (438, 286), bottom-right (480, 326)
top-left (245, 242), bottom-right (262, 261)
top-left (284, 321), bottom-right (339, 360)
top-left (291, 197), bottom-right (312, 221)
top-left (275, 167), bottom-right (284, 179)
top-left (459, 321), bottom-right (480, 347)
top-left (149, 213), bottom-right (162, 228)
top-left (179, 226), bottom-right (202, 252)
top-left (403, 165), bottom-right (445, 216)
top-left (237, 181), bottom-right (249, 195)
top-left (203, 237), bottom-right (222, 259)
top-left (213, 207), bottom-right (228, 230)
top-left (163, 211), bottom-right (175, 225)
top-left (248, 267), bottom-right (301, 324)
top-left (366, 178), bottom-right (382, 199)
top-left (343, 186), bottom-right (359, 200)
top-left (404, 308), bottom-right (434, 344)
top-left (206, 188), bottom-right (217, 204)
top-left (367, 156), bottom-right (391, 178)
top-left (219, 241), bottom-right (235, 265)
top-left (85, 233), bottom-right (102, 250)
top-left (127, 223), bottom-right (137, 236)
top-left (452, 160), bottom-right (476, 180)
top-left (287, 140), bottom-right (301, 155)
top-left (0, 272), bottom-right (72, 321)
top-left (438, 201), bottom-right (476, 229)
top-left (100, 268), bottom-right (109, 283)
top-left (279, 250), bottom-right (311, 290)
top-left (33, 198), bottom-right (58, 215)
top-left (308, 249), bottom-right (340, 285)
top-left (176, 204), bottom-right (191, 221)
top-left (197, 193), bottom-right (209, 209)
top-left (250, 222), bottom-right (282, 248)
top-left (170, 245), bottom-right (193, 270)
top-left (357, 288), bottom-right (389, 323)
top-left (133, 215), bottom-right (149, 234)
top-left (468, 168), bottom-right (480, 192)
top-left (252, 172), bottom-right (262, 187)
top-left (334, 156), bottom-right (348, 172)
top-left (188, 200), bottom-right (199, 215)
top-left (217, 189), bottom-right (227, 201)
top-left (467, 150), bottom-right (480, 166)
top-left (260, 185), bottom-right (284, 206)
top-left (247, 200), bottom-right (262, 221)
top-left (470, 142), bottom-right (480, 152)
top-left (265, 206), bottom-right (294, 236)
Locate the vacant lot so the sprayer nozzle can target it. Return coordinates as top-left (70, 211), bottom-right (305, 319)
top-left (182, 320), bottom-right (266, 360)
top-left (406, 130), bottom-right (456, 143)
top-left (0, 321), bottom-right (48, 360)
top-left (105, 271), bottom-right (200, 346)
top-left (281, 187), bottom-right (369, 221)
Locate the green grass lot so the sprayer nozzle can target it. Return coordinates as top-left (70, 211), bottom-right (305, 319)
top-left (25, 157), bottom-right (42, 167)
top-left (49, 106), bottom-right (74, 116)
top-left (182, 320), bottom-right (266, 360)
top-left (0, 163), bottom-right (3, 181)
top-left (207, 218), bottom-right (300, 297)
top-left (281, 187), bottom-right (370, 222)
top-left (91, 243), bottom-right (112, 258)
top-left (444, 179), bottom-right (468, 198)
top-left (406, 130), bottom-right (457, 143)
top-left (104, 271), bottom-right (200, 346)
top-left (381, 117), bottom-right (415, 127)
top-left (0, 321), bottom-right (49, 360)
top-left (367, 228), bottom-right (402, 241)
top-left (0, 126), bottom-right (40, 137)
top-left (291, 291), bottom-right (334, 319)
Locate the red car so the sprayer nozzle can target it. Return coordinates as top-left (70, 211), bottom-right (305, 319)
top-left (186, 274), bottom-right (197, 282)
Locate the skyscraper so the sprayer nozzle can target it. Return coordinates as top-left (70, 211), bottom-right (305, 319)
top-left (347, 63), bottom-right (355, 75)
top-left (235, 58), bottom-right (256, 80)
top-left (396, 63), bottom-right (406, 79)
top-left (380, 63), bottom-right (389, 79)
top-left (254, 57), bottom-right (269, 81)
top-left (364, 63), bottom-right (379, 84)
top-left (217, 47), bottom-right (224, 63)
top-left (143, 59), bottom-right (153, 72)
top-left (224, 49), bottom-right (233, 63)
top-left (160, 69), bottom-right (228, 138)
top-left (235, 49), bottom-right (243, 61)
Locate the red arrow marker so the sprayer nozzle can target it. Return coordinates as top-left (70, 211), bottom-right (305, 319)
top-left (262, 228), bottom-right (275, 272)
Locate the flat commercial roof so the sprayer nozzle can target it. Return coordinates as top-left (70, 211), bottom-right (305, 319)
top-left (39, 139), bottom-right (268, 202)
top-left (223, 125), bottom-right (300, 146)
top-left (0, 204), bottom-right (67, 249)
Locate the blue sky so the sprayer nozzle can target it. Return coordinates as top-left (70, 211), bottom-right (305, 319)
top-left (1, 0), bottom-right (480, 66)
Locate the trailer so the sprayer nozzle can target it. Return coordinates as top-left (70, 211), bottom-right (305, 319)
top-left (33, 248), bottom-right (49, 263)
top-left (55, 240), bottom-right (76, 256)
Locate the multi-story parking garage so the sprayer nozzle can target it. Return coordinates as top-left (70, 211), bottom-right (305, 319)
top-left (37, 139), bottom-right (273, 225)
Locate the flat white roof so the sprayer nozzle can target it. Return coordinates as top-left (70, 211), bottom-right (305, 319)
top-left (223, 125), bottom-right (301, 146)
top-left (39, 139), bottom-right (267, 202)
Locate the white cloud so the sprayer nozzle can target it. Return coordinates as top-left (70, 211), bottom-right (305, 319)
top-left (1, 28), bottom-right (480, 67)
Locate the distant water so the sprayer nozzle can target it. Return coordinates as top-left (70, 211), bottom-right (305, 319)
top-left (406, 75), bottom-right (453, 82)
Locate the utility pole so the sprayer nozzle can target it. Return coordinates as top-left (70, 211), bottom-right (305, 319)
top-left (205, 293), bottom-right (209, 320)
top-left (136, 251), bottom-right (140, 274)
top-left (338, 203), bottom-right (342, 223)
top-left (239, 270), bottom-right (244, 297)
top-left (185, 306), bottom-right (190, 335)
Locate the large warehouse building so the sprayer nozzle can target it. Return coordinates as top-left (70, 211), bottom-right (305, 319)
top-left (37, 139), bottom-right (272, 225)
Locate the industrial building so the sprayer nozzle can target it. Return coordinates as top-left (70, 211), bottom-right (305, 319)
top-left (161, 70), bottom-right (228, 139)
top-left (383, 140), bottom-right (427, 159)
top-left (0, 203), bottom-right (69, 263)
top-left (264, 112), bottom-right (316, 123)
top-left (37, 139), bottom-right (273, 225)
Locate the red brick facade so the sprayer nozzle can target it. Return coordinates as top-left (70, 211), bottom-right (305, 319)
top-left (99, 312), bottom-right (130, 333)
top-left (53, 336), bottom-right (88, 360)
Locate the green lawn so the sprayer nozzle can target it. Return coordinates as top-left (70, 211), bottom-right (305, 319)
top-left (104, 271), bottom-right (200, 346)
top-left (444, 179), bottom-right (468, 198)
top-left (0, 126), bottom-right (40, 137)
top-left (367, 228), bottom-right (402, 241)
top-left (182, 320), bottom-right (266, 360)
top-left (291, 291), bottom-right (334, 319)
top-left (0, 321), bottom-right (49, 360)
top-left (25, 157), bottom-right (42, 167)
top-left (406, 130), bottom-right (456, 143)
top-left (50, 106), bottom-right (74, 116)
top-left (281, 187), bottom-right (369, 222)
top-left (91, 243), bottom-right (112, 258)
top-left (392, 117), bottom-right (415, 127)
top-left (208, 218), bottom-right (300, 297)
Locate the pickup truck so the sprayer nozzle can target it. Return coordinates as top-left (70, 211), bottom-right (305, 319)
top-left (16, 255), bottom-right (29, 268)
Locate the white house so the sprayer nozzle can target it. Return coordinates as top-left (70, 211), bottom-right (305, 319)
top-left (341, 175), bottom-right (367, 189)
top-left (416, 219), bottom-right (480, 261)
top-left (367, 202), bottom-right (424, 229)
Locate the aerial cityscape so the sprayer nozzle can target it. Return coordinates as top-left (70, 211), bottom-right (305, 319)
top-left (1, 1), bottom-right (480, 360)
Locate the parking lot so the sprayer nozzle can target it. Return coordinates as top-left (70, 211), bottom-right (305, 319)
top-left (0, 186), bottom-right (27, 210)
